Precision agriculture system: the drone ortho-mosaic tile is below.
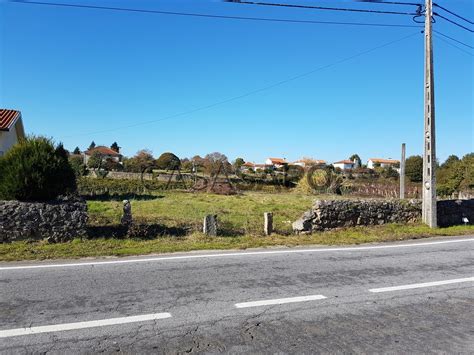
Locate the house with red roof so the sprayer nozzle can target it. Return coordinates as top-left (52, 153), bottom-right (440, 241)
top-left (333, 160), bottom-right (355, 171)
top-left (84, 146), bottom-right (123, 165)
top-left (265, 157), bottom-right (288, 168)
top-left (0, 109), bottom-right (25, 156)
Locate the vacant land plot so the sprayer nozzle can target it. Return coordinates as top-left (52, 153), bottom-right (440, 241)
top-left (87, 190), bottom-right (317, 235)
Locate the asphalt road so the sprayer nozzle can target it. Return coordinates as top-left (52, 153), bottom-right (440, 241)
top-left (1, 236), bottom-right (473, 354)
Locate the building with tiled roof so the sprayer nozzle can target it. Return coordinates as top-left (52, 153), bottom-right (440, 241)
top-left (265, 157), bottom-right (287, 168)
top-left (333, 160), bottom-right (355, 171)
top-left (367, 158), bottom-right (400, 169)
top-left (84, 145), bottom-right (123, 165)
top-left (0, 109), bottom-right (25, 156)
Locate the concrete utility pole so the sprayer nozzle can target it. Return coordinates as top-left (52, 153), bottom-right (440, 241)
top-left (400, 143), bottom-right (406, 199)
top-left (422, 0), bottom-right (437, 227)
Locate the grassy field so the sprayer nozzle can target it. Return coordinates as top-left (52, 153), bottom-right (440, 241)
top-left (2, 190), bottom-right (473, 261)
top-left (1, 224), bottom-right (474, 261)
top-left (87, 190), bottom-right (317, 235)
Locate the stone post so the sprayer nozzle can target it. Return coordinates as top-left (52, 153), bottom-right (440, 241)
top-left (121, 200), bottom-right (132, 227)
top-left (203, 215), bottom-right (218, 236)
top-left (264, 212), bottom-right (273, 235)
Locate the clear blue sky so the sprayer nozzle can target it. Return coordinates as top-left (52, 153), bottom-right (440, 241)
top-left (1, 0), bottom-right (473, 164)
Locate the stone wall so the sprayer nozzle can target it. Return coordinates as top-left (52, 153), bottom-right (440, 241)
top-left (293, 199), bottom-right (474, 233)
top-left (293, 199), bottom-right (422, 233)
top-left (0, 198), bottom-right (88, 242)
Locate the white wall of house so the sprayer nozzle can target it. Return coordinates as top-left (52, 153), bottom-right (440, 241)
top-left (0, 131), bottom-right (18, 156)
top-left (333, 163), bottom-right (354, 170)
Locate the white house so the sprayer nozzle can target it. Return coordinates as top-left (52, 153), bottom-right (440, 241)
top-left (292, 159), bottom-right (326, 168)
top-left (333, 160), bottom-right (354, 171)
top-left (0, 109), bottom-right (25, 157)
top-left (265, 157), bottom-right (287, 168)
top-left (367, 158), bottom-right (400, 170)
top-left (84, 146), bottom-right (122, 165)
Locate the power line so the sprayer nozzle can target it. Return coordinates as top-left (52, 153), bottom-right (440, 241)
top-left (59, 32), bottom-right (420, 138)
top-left (226, 1), bottom-right (419, 16)
top-left (433, 3), bottom-right (473, 25)
top-left (352, 1), bottom-right (422, 6)
top-left (433, 30), bottom-right (474, 49)
top-left (8, 0), bottom-right (421, 28)
top-left (434, 34), bottom-right (474, 57)
top-left (434, 13), bottom-right (473, 33)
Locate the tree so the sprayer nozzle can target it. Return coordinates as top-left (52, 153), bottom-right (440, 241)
top-left (233, 158), bottom-right (245, 171)
top-left (87, 151), bottom-right (104, 169)
top-left (73, 147), bottom-right (81, 155)
top-left (88, 141), bottom-right (96, 150)
top-left (349, 154), bottom-right (362, 168)
top-left (0, 137), bottom-right (77, 201)
top-left (69, 155), bottom-right (86, 177)
top-left (405, 155), bottom-right (423, 182)
top-left (110, 142), bottom-right (120, 153)
top-left (156, 152), bottom-right (181, 170)
top-left (203, 152), bottom-right (230, 176)
top-left (441, 155), bottom-right (459, 168)
top-left (123, 149), bottom-right (155, 172)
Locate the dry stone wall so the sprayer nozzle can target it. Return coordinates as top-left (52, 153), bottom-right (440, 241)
top-left (0, 198), bottom-right (88, 242)
top-left (293, 199), bottom-right (474, 233)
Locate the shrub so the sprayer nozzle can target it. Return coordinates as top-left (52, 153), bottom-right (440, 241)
top-left (69, 155), bottom-right (86, 178)
top-left (0, 137), bottom-right (77, 201)
top-left (156, 152), bottom-right (181, 170)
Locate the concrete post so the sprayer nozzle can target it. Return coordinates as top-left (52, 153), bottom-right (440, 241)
top-left (264, 212), bottom-right (273, 235)
top-left (203, 215), bottom-right (218, 236)
top-left (121, 200), bottom-right (132, 227)
top-left (422, 0), bottom-right (437, 228)
top-left (400, 143), bottom-right (406, 199)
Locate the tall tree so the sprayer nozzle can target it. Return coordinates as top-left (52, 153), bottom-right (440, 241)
top-left (88, 141), bottom-right (96, 150)
top-left (110, 142), bottom-right (120, 153)
top-left (73, 147), bottom-right (81, 155)
top-left (349, 154), bottom-right (362, 168)
top-left (156, 152), bottom-right (181, 170)
top-left (405, 155), bottom-right (423, 182)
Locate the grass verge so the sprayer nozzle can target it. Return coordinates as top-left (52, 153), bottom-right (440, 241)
top-left (1, 224), bottom-right (473, 262)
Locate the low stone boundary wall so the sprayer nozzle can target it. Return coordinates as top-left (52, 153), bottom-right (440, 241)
top-left (293, 199), bottom-right (474, 233)
top-left (0, 199), bottom-right (88, 242)
top-left (293, 199), bottom-right (422, 233)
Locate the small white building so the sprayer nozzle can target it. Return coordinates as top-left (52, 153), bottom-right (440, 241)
top-left (265, 157), bottom-right (287, 168)
top-left (333, 160), bottom-right (354, 171)
top-left (0, 109), bottom-right (25, 157)
top-left (292, 159), bottom-right (326, 168)
top-left (367, 158), bottom-right (400, 170)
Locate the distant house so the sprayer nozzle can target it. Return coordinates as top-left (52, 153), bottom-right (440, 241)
top-left (292, 159), bottom-right (326, 168)
top-left (0, 109), bottom-right (26, 157)
top-left (333, 160), bottom-right (354, 171)
top-left (265, 157), bottom-right (287, 168)
top-left (84, 146), bottom-right (122, 165)
top-left (241, 162), bottom-right (272, 172)
top-left (367, 158), bottom-right (400, 170)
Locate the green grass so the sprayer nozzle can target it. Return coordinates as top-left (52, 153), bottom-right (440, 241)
top-left (1, 224), bottom-right (473, 262)
top-left (87, 190), bottom-right (316, 235)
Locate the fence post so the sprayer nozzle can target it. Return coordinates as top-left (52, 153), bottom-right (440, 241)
top-left (121, 200), bottom-right (133, 227)
top-left (264, 212), bottom-right (273, 235)
top-left (203, 215), bottom-right (218, 236)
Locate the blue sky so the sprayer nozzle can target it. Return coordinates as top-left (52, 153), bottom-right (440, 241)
top-left (1, 0), bottom-right (472, 163)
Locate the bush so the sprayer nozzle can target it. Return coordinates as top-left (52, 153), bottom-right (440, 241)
top-left (0, 137), bottom-right (77, 201)
top-left (156, 152), bottom-right (181, 170)
top-left (405, 155), bottom-right (423, 182)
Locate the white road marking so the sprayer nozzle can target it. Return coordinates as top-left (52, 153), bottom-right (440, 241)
top-left (1, 238), bottom-right (473, 271)
top-left (0, 313), bottom-right (172, 338)
top-left (369, 277), bottom-right (474, 293)
top-left (235, 295), bottom-right (327, 308)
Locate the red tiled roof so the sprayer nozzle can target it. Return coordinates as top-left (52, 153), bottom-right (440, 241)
top-left (333, 160), bottom-right (354, 165)
top-left (0, 109), bottom-right (21, 131)
top-left (369, 158), bottom-right (400, 164)
top-left (268, 158), bottom-right (287, 164)
top-left (85, 146), bottom-right (122, 156)
top-left (243, 162), bottom-right (255, 167)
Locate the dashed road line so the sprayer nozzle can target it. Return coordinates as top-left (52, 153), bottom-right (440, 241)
top-left (0, 313), bottom-right (172, 338)
top-left (235, 295), bottom-right (327, 308)
top-left (369, 277), bottom-right (474, 293)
